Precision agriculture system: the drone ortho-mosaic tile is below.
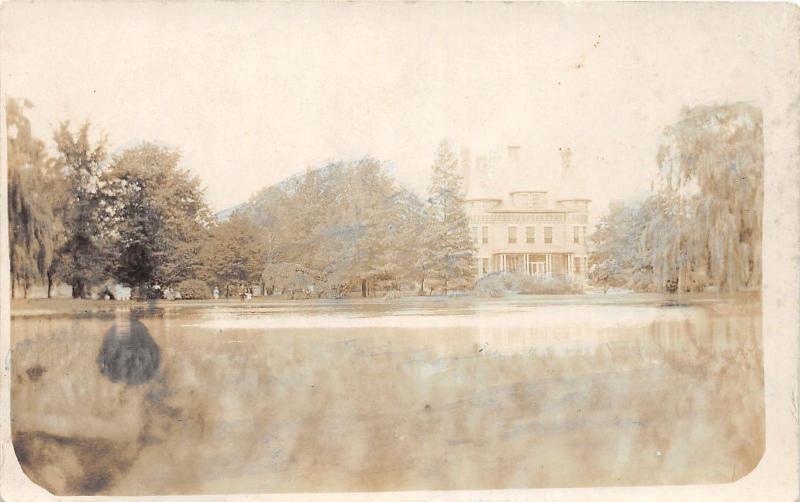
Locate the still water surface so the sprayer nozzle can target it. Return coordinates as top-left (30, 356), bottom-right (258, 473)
top-left (11, 294), bottom-right (763, 495)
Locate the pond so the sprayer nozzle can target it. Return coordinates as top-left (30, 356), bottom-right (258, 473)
top-left (10, 294), bottom-right (764, 495)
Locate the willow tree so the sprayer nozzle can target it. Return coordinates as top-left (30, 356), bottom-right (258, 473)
top-left (646, 103), bottom-right (763, 292)
top-left (6, 98), bottom-right (59, 298)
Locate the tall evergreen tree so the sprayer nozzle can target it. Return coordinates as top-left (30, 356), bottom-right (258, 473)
top-left (421, 140), bottom-right (476, 294)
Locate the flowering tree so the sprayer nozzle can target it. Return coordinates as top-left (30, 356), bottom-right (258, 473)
top-left (52, 120), bottom-right (114, 298)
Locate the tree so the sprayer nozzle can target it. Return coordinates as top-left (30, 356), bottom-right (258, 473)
top-left (588, 198), bottom-right (655, 292)
top-left (105, 143), bottom-right (212, 292)
top-left (374, 188), bottom-right (427, 292)
top-left (261, 262), bottom-right (329, 298)
top-left (53, 120), bottom-right (112, 298)
top-left (646, 103), bottom-right (763, 292)
top-left (200, 213), bottom-right (265, 295)
top-left (311, 159), bottom-right (417, 296)
top-left (421, 140), bottom-right (476, 294)
top-left (6, 98), bottom-right (60, 298)
top-left (238, 158), bottom-right (426, 296)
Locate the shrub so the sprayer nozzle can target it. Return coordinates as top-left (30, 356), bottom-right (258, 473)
top-left (665, 278), bottom-right (679, 293)
top-left (134, 285), bottom-right (162, 300)
top-left (630, 271), bottom-right (656, 292)
top-left (384, 290), bottom-right (403, 300)
top-left (472, 273), bottom-right (506, 297)
top-left (177, 279), bottom-right (212, 300)
top-left (473, 272), bottom-right (585, 296)
top-left (517, 274), bottom-right (582, 295)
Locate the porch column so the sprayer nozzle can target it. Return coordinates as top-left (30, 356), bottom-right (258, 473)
top-left (568, 254), bottom-right (573, 275)
top-left (545, 254), bottom-right (551, 274)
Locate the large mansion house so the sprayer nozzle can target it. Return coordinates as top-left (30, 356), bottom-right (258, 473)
top-left (461, 145), bottom-right (591, 279)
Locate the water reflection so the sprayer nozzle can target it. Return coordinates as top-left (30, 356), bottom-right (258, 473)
top-left (97, 312), bottom-right (160, 385)
top-left (10, 296), bottom-right (763, 495)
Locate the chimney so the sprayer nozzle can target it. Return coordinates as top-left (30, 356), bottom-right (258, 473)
top-left (459, 146), bottom-right (472, 195)
top-left (475, 155), bottom-right (488, 191)
top-left (507, 145), bottom-right (520, 164)
top-left (559, 146), bottom-right (572, 178)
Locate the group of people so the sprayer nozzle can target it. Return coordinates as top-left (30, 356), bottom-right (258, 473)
top-left (238, 284), bottom-right (254, 301)
top-left (162, 286), bottom-right (182, 301)
top-left (209, 284), bottom-right (254, 301)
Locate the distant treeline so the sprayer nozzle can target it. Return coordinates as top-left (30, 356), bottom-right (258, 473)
top-left (7, 98), bottom-right (762, 299)
top-left (7, 97), bottom-right (475, 298)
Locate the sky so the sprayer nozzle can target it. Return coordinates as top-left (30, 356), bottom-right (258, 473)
top-left (0, 2), bottom-right (778, 222)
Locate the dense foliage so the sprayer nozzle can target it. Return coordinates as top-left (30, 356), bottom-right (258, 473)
top-left (473, 272), bottom-right (581, 297)
top-left (419, 141), bottom-right (477, 294)
top-left (7, 97), bottom-right (477, 298)
top-left (239, 151), bottom-right (472, 296)
top-left (198, 212), bottom-right (266, 294)
top-left (52, 120), bottom-right (115, 298)
top-left (589, 103), bottom-right (763, 293)
top-left (106, 144), bottom-right (213, 290)
top-left (176, 279), bottom-right (211, 300)
top-left (8, 97), bottom-right (760, 299)
top-left (7, 99), bottom-right (60, 298)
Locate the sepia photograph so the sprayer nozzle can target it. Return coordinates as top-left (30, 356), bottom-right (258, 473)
top-left (0, 2), bottom-right (797, 500)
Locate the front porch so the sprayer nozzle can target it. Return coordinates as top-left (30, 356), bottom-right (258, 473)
top-left (489, 253), bottom-right (581, 276)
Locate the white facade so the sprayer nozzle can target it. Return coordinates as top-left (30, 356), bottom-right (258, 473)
top-left (466, 191), bottom-right (590, 278)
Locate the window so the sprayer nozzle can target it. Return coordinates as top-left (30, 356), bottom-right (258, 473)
top-left (544, 226), bottom-right (553, 244)
top-left (526, 226), bottom-right (535, 244)
top-left (508, 226), bottom-right (517, 244)
top-left (482, 258), bottom-right (489, 275)
top-left (573, 226), bottom-right (580, 244)
top-left (481, 226), bottom-right (489, 244)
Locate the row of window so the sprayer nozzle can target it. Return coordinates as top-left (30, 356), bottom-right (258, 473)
top-left (471, 225), bottom-right (586, 245)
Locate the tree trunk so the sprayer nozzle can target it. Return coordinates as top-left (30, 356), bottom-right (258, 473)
top-left (418, 276), bottom-right (424, 295)
top-left (11, 280), bottom-right (15, 299)
top-left (361, 279), bottom-right (367, 298)
top-left (47, 272), bottom-right (53, 299)
top-left (72, 281), bottom-right (85, 299)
